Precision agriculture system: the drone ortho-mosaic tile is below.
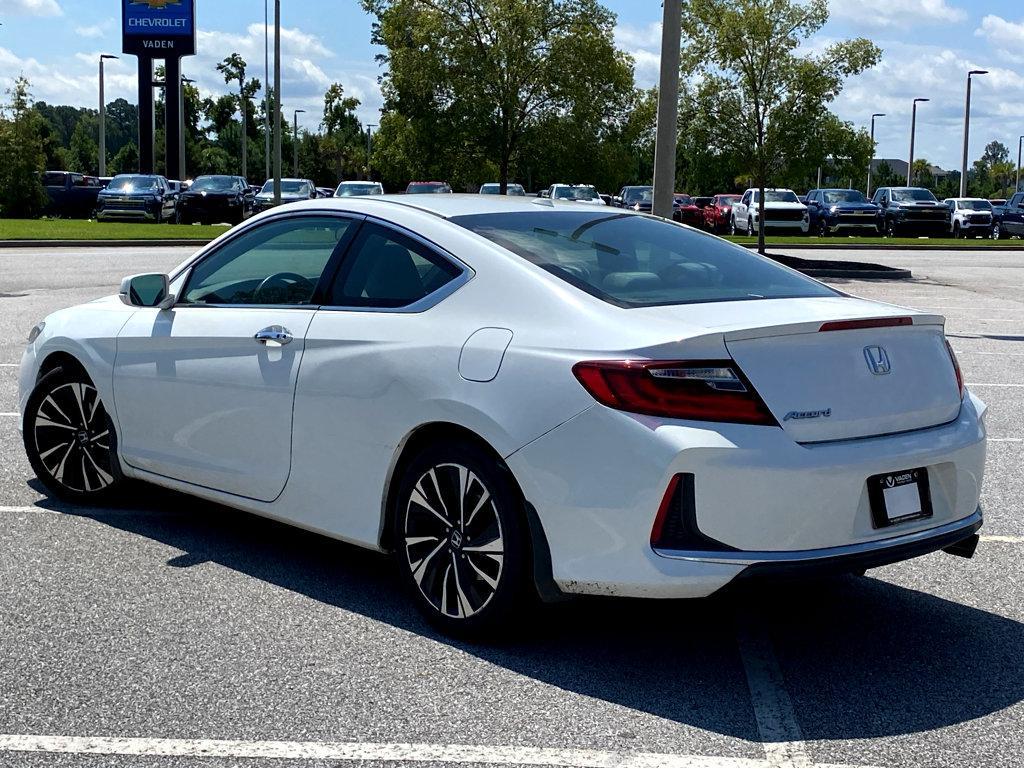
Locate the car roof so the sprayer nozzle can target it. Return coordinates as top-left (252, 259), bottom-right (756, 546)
top-left (283, 193), bottom-right (621, 219)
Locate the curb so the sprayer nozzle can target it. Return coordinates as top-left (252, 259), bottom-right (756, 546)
top-left (0, 239), bottom-right (213, 248)
top-left (765, 253), bottom-right (912, 281)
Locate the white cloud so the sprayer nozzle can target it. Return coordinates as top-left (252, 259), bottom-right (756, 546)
top-left (75, 25), bottom-right (105, 39)
top-left (614, 22), bottom-right (662, 87)
top-left (830, 0), bottom-right (966, 29)
top-left (975, 15), bottom-right (1024, 64)
top-left (827, 41), bottom-right (1024, 168)
top-left (0, 0), bottom-right (62, 17)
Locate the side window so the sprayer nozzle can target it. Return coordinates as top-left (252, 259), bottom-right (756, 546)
top-left (181, 216), bottom-right (354, 306)
top-left (329, 222), bottom-right (461, 308)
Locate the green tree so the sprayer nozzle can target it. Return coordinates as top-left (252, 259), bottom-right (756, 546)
top-left (364, 0), bottom-right (635, 193)
top-left (0, 77), bottom-right (48, 218)
top-left (110, 141), bottom-right (139, 175)
top-left (321, 83), bottom-right (364, 182)
top-left (681, 0), bottom-right (880, 252)
top-left (910, 158), bottom-right (933, 188)
top-left (68, 113), bottom-right (99, 175)
top-left (872, 160), bottom-right (900, 189)
top-left (217, 53), bottom-right (261, 181)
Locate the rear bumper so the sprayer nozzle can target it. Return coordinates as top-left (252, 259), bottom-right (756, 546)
top-left (508, 392), bottom-right (986, 599)
top-left (660, 507), bottom-right (982, 574)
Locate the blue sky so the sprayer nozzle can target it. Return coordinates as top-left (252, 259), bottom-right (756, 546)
top-left (0, 0), bottom-right (1021, 172)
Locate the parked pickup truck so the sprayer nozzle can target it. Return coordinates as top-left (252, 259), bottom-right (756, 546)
top-left (42, 171), bottom-right (105, 219)
top-left (994, 192), bottom-right (1024, 240)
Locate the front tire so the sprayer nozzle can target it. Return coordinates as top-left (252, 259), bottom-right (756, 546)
top-left (992, 223), bottom-right (1003, 240)
top-left (729, 217), bottom-right (738, 236)
top-left (816, 219), bottom-right (828, 238)
top-left (953, 222), bottom-right (961, 239)
top-left (394, 441), bottom-right (531, 637)
top-left (886, 218), bottom-right (899, 238)
top-left (23, 366), bottom-right (124, 504)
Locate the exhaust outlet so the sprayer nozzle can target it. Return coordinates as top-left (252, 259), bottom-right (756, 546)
top-left (943, 533), bottom-right (979, 559)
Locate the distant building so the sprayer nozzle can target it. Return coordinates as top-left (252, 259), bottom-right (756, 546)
top-left (871, 158), bottom-right (951, 184)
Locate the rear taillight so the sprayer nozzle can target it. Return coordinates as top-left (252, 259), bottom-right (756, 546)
top-left (945, 340), bottom-right (964, 399)
top-left (571, 359), bottom-right (777, 425)
top-left (819, 316), bottom-right (913, 332)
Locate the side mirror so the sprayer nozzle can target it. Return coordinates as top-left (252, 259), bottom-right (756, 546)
top-left (119, 273), bottom-right (173, 309)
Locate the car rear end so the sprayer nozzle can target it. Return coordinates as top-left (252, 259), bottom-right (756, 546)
top-left (509, 307), bottom-right (984, 598)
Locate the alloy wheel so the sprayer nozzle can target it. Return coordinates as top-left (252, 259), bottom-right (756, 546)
top-left (403, 463), bottom-right (504, 620)
top-left (32, 381), bottom-right (114, 494)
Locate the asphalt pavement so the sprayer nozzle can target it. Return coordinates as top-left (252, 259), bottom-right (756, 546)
top-left (0, 245), bottom-right (1022, 767)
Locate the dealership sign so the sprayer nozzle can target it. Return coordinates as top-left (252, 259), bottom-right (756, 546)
top-left (122, 0), bottom-right (196, 56)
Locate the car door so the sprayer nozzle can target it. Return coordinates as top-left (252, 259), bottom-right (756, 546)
top-left (112, 213), bottom-right (360, 501)
top-left (1008, 194), bottom-right (1024, 235)
top-left (734, 192), bottom-right (750, 229)
top-left (284, 219), bottom-right (470, 546)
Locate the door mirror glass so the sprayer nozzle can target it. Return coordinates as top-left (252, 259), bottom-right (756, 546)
top-left (120, 273), bottom-right (170, 307)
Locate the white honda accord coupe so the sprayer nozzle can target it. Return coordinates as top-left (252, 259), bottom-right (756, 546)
top-left (19, 195), bottom-right (986, 635)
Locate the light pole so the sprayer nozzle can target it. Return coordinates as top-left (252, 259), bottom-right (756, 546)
top-left (652, 0), bottom-right (681, 219)
top-left (179, 76), bottom-right (194, 181)
top-left (293, 109), bottom-right (305, 176)
top-left (264, 0), bottom-right (271, 182)
top-left (1017, 135), bottom-right (1023, 193)
top-left (907, 97), bottom-right (929, 186)
top-left (273, 0), bottom-right (282, 205)
top-left (960, 70), bottom-right (988, 197)
top-left (362, 124), bottom-right (374, 182)
top-left (98, 54), bottom-right (118, 177)
top-left (867, 112), bottom-right (884, 196)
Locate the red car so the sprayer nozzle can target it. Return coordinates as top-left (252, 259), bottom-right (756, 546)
top-left (702, 194), bottom-right (742, 234)
top-left (672, 193), bottom-right (703, 227)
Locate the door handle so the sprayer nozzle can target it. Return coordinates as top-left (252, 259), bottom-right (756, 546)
top-left (254, 325), bottom-right (293, 346)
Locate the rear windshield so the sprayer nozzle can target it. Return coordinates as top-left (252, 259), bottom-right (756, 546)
top-left (452, 211), bottom-right (836, 308)
top-left (336, 183), bottom-right (381, 196)
top-left (408, 183), bottom-right (449, 193)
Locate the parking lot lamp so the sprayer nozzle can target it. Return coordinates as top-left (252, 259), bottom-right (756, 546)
top-left (273, 0), bottom-right (282, 205)
top-left (366, 124), bottom-right (377, 180)
top-left (265, 0), bottom-right (271, 181)
top-left (98, 55), bottom-right (119, 177)
top-left (867, 113), bottom-right (884, 196)
top-left (293, 109), bottom-right (305, 177)
top-left (1017, 135), bottom-right (1023, 193)
top-left (960, 70), bottom-right (988, 197)
top-left (908, 98), bottom-right (929, 186)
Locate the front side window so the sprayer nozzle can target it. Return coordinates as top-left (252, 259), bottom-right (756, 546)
top-left (452, 211), bottom-right (837, 308)
top-left (181, 216), bottom-right (354, 306)
top-left (329, 223), bottom-right (460, 308)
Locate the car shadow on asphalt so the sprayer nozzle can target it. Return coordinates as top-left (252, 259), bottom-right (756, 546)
top-left (30, 483), bottom-right (1024, 744)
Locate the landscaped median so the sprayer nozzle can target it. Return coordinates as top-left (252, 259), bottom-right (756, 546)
top-left (0, 219), bottom-right (229, 245)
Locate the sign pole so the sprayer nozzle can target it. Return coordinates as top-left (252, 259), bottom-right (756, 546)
top-left (137, 56), bottom-right (154, 173)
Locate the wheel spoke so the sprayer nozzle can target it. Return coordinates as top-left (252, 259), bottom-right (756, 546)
top-left (82, 447), bottom-right (114, 487)
top-left (51, 442), bottom-right (76, 482)
top-left (71, 383), bottom-right (89, 426)
top-left (409, 538), bottom-right (447, 586)
top-left (405, 535), bottom-right (439, 547)
top-left (465, 553), bottom-right (500, 590)
top-left (87, 392), bottom-right (102, 425)
top-left (35, 417), bottom-right (77, 431)
top-left (410, 485), bottom-right (451, 529)
top-left (457, 465), bottom-right (468, 529)
top-left (41, 396), bottom-right (75, 427)
top-left (463, 535), bottom-right (503, 555)
top-left (450, 551), bottom-right (472, 618)
top-left (38, 440), bottom-right (71, 462)
top-left (81, 456), bottom-right (92, 492)
top-left (465, 486), bottom-right (491, 529)
top-left (427, 468), bottom-right (453, 521)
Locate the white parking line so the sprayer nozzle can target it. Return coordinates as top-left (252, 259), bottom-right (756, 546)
top-left (0, 363), bottom-right (19, 367)
top-left (0, 734), bottom-right (775, 768)
top-left (966, 383), bottom-right (1024, 388)
top-left (735, 615), bottom-right (810, 768)
top-left (0, 413), bottom-right (18, 417)
top-left (988, 438), bottom-right (1023, 443)
top-left (981, 535), bottom-right (1024, 544)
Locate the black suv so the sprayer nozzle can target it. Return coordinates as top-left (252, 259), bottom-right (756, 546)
top-left (871, 187), bottom-right (948, 237)
top-left (177, 175), bottom-right (253, 225)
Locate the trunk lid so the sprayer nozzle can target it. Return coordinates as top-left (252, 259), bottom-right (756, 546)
top-left (629, 297), bottom-right (962, 442)
top-left (725, 320), bottom-right (961, 443)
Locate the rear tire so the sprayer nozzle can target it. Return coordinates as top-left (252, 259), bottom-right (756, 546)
top-left (393, 441), bottom-right (532, 637)
top-left (23, 366), bottom-right (124, 504)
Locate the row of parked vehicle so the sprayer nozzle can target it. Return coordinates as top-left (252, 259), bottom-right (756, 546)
top-left (41, 171), bottom-right (387, 225)
top-left (618, 184), bottom-right (1024, 240)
